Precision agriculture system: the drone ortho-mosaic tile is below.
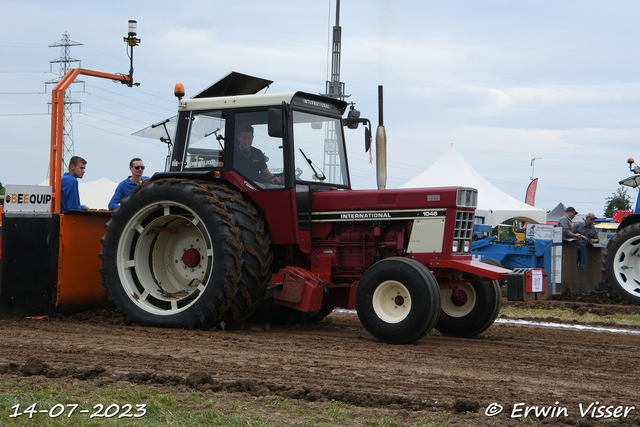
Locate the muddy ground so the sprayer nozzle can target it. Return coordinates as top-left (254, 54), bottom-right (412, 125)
top-left (1, 296), bottom-right (639, 426)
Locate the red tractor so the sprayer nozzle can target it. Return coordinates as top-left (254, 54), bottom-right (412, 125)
top-left (98, 73), bottom-right (513, 344)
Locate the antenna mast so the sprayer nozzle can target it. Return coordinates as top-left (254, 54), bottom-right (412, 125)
top-left (325, 0), bottom-right (345, 100)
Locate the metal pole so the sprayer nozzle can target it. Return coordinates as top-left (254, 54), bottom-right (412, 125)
top-left (531, 157), bottom-right (542, 181)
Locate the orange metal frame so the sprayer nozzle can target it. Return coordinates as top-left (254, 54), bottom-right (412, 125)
top-left (49, 68), bottom-right (130, 213)
top-left (48, 69), bottom-right (131, 311)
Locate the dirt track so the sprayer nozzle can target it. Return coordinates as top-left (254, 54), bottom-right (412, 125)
top-left (1, 300), bottom-right (639, 426)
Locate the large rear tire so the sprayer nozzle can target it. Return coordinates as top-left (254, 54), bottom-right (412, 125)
top-left (355, 257), bottom-right (441, 344)
top-left (209, 184), bottom-right (273, 324)
top-left (604, 222), bottom-right (640, 305)
top-left (100, 179), bottom-right (243, 329)
top-left (435, 276), bottom-right (501, 338)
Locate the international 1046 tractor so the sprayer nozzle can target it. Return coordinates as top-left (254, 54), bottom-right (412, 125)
top-left (94, 72), bottom-right (527, 344)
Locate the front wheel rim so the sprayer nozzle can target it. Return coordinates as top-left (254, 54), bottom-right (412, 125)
top-left (116, 201), bottom-right (214, 316)
top-left (441, 282), bottom-right (476, 317)
top-left (612, 237), bottom-right (640, 298)
top-left (372, 280), bottom-right (412, 323)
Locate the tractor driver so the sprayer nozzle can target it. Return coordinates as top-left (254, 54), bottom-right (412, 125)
top-left (234, 124), bottom-right (283, 186)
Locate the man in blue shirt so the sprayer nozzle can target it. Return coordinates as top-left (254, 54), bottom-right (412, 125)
top-left (61, 156), bottom-right (88, 214)
top-left (109, 158), bottom-right (149, 210)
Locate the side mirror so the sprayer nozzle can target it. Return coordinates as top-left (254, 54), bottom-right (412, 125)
top-left (268, 108), bottom-right (283, 138)
top-left (365, 126), bottom-right (371, 152)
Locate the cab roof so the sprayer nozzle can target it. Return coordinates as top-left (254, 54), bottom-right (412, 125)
top-left (191, 71), bottom-right (273, 99)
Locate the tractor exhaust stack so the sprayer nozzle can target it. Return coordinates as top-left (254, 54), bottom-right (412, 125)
top-left (376, 85), bottom-right (387, 190)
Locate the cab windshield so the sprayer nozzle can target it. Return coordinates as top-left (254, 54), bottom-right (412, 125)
top-left (292, 111), bottom-right (349, 188)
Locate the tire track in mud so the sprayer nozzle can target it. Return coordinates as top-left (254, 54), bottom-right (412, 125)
top-left (0, 311), bottom-right (639, 414)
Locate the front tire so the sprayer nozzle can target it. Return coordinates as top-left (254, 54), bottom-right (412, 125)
top-left (100, 180), bottom-right (242, 329)
top-left (356, 257), bottom-right (440, 344)
top-left (435, 276), bottom-right (501, 338)
top-left (604, 222), bottom-right (640, 305)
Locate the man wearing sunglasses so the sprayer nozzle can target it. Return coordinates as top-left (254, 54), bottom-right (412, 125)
top-left (108, 158), bottom-right (149, 210)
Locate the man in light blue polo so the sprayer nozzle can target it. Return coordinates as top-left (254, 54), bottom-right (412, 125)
top-left (108, 158), bottom-right (149, 210)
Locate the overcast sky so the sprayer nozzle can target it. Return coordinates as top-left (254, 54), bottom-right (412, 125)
top-left (2, 0), bottom-right (640, 217)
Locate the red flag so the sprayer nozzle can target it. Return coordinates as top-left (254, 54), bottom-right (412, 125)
top-left (525, 178), bottom-right (538, 206)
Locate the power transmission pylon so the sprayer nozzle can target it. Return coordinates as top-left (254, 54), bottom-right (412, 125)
top-left (46, 32), bottom-right (84, 173)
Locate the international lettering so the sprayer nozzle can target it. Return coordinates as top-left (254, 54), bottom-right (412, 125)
top-left (340, 212), bottom-right (392, 219)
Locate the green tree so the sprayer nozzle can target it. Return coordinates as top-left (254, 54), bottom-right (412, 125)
top-left (0, 181), bottom-right (4, 196)
top-left (604, 186), bottom-right (633, 218)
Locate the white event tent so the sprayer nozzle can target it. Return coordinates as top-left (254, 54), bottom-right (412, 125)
top-left (400, 145), bottom-right (547, 227)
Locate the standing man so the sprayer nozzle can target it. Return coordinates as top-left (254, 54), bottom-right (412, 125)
top-left (61, 156), bottom-right (88, 214)
top-left (108, 158), bottom-right (149, 210)
top-left (573, 213), bottom-right (599, 244)
top-left (558, 206), bottom-right (580, 241)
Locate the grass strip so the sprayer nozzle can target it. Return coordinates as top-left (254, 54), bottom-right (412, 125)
top-left (0, 377), bottom-right (461, 427)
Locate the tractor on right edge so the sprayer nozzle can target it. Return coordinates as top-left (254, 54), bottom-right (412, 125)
top-left (603, 157), bottom-right (640, 305)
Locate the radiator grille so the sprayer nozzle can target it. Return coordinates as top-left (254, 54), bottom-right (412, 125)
top-left (453, 211), bottom-right (475, 253)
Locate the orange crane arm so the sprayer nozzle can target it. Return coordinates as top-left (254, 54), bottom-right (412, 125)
top-left (49, 69), bottom-right (131, 213)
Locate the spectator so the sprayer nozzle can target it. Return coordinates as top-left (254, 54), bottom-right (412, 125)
top-left (572, 213), bottom-right (599, 244)
top-left (109, 158), bottom-right (149, 210)
top-left (558, 206), bottom-right (581, 241)
top-left (61, 156), bottom-right (88, 213)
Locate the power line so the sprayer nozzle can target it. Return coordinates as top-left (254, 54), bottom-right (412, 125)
top-left (76, 111), bottom-right (146, 133)
top-left (0, 112), bottom-right (48, 116)
top-left (73, 118), bottom-right (165, 147)
top-left (83, 86), bottom-right (175, 116)
top-left (0, 92), bottom-right (48, 95)
top-left (0, 70), bottom-right (50, 73)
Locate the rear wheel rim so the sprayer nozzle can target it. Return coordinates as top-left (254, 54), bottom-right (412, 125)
top-left (372, 280), bottom-right (412, 323)
top-left (116, 201), bottom-right (214, 316)
top-left (441, 282), bottom-right (476, 317)
top-left (612, 237), bottom-right (640, 298)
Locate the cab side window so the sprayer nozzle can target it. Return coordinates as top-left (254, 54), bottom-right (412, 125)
top-left (234, 112), bottom-right (284, 188)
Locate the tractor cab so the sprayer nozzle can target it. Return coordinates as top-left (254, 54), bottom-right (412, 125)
top-left (166, 91), bottom-right (352, 192)
top-left (141, 73), bottom-right (370, 247)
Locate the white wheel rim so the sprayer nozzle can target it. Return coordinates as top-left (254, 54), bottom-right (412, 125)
top-left (372, 280), bottom-right (412, 324)
top-left (441, 282), bottom-right (476, 317)
top-left (116, 201), bottom-right (214, 315)
top-left (613, 236), bottom-right (640, 298)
